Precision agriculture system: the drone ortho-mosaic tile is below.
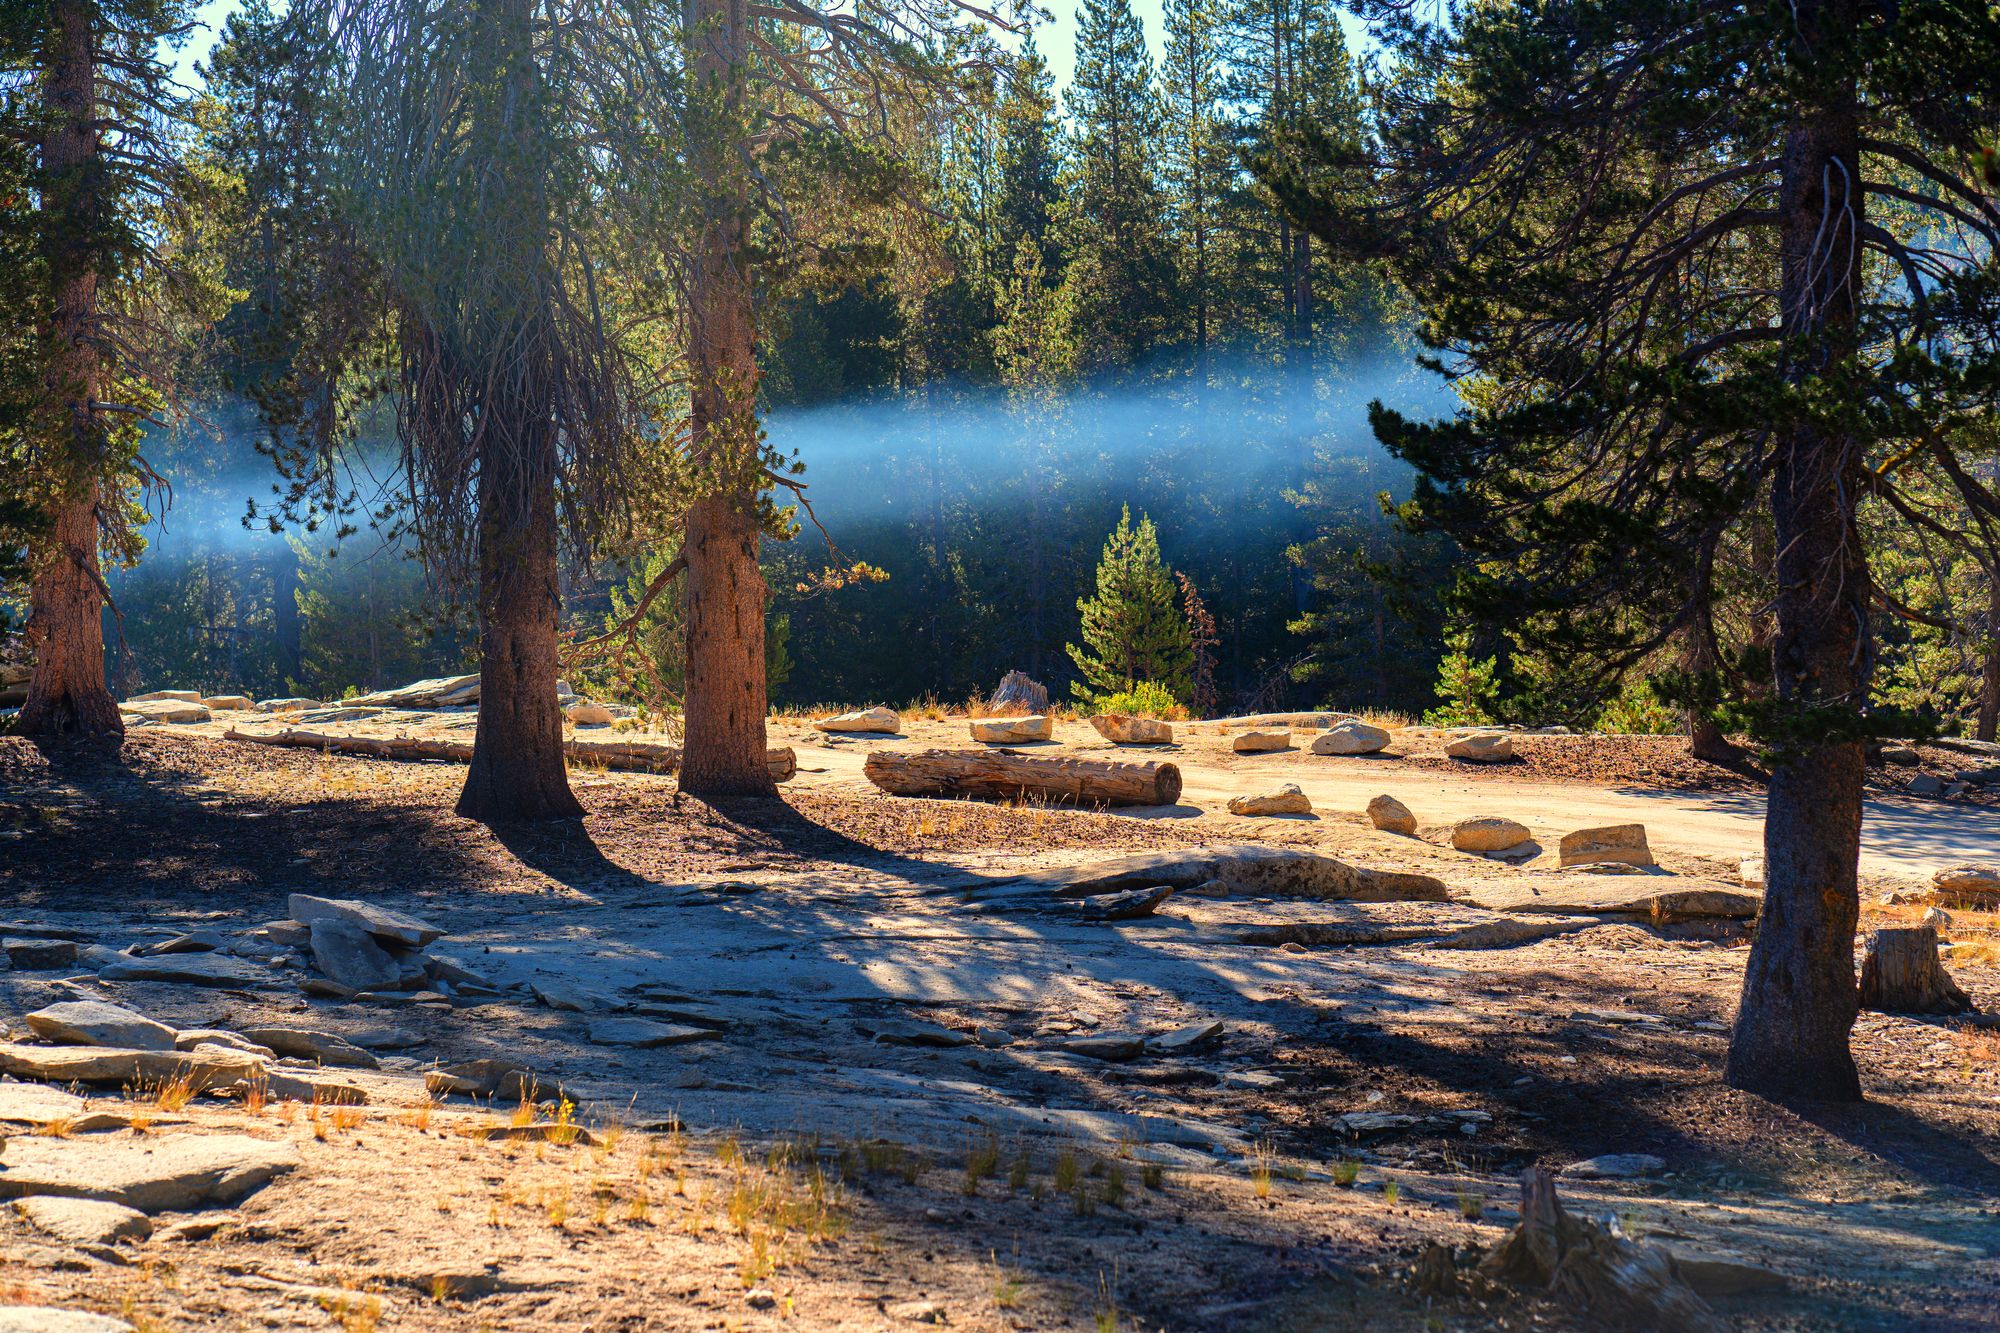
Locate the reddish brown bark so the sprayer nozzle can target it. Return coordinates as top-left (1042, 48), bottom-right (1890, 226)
top-left (1726, 29), bottom-right (1867, 1102)
top-left (18, 0), bottom-right (120, 742)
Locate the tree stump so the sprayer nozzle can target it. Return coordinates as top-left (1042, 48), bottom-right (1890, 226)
top-left (986, 670), bottom-right (1049, 714)
top-left (1859, 926), bottom-right (1974, 1015)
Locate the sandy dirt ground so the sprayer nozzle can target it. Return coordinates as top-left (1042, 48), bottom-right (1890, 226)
top-left (0, 716), bottom-right (1998, 1331)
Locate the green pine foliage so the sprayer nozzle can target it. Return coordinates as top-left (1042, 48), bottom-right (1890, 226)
top-left (1421, 628), bottom-right (1497, 728)
top-left (1067, 506), bottom-right (1194, 706)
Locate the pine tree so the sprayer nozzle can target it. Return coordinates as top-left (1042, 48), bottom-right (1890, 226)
top-left (1068, 506), bottom-right (1194, 704)
top-left (1060, 0), bottom-right (1177, 369)
top-left (996, 34), bottom-right (1063, 281)
top-left (1159, 0), bottom-right (1231, 389)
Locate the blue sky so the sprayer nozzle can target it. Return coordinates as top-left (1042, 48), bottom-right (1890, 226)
top-left (177, 0), bottom-right (1371, 92)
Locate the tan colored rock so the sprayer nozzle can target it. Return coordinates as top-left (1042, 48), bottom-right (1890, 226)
top-left (1447, 732), bottom-right (1513, 762)
top-left (1932, 865), bottom-right (2000, 905)
top-left (1739, 856), bottom-right (1765, 889)
top-left (124, 689), bottom-right (202, 704)
top-left (0, 1042), bottom-right (266, 1091)
top-left (1367, 794), bottom-right (1417, 835)
top-left (119, 699), bottom-right (210, 724)
top-left (970, 714), bottom-right (1053, 743)
top-left (1311, 720), bottom-right (1390, 755)
top-left (1090, 713), bottom-right (1174, 744)
top-left (26, 1000), bottom-right (176, 1051)
top-left (1230, 729), bottom-right (1291, 753)
top-left (0, 1083), bottom-right (90, 1126)
top-left (814, 706), bottom-right (901, 734)
top-left (1557, 824), bottom-right (1653, 869)
top-left (14, 1196), bottom-right (153, 1246)
top-left (1922, 906), bottom-right (1954, 937)
top-left (564, 700), bottom-right (615, 726)
top-left (1227, 783), bottom-right (1312, 816)
top-left (201, 695), bottom-right (256, 710)
top-left (0, 1309), bottom-right (135, 1332)
top-left (1451, 816), bottom-right (1532, 854)
top-left (0, 1134), bottom-right (300, 1213)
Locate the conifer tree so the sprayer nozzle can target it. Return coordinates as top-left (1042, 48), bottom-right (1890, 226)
top-left (996, 34), bottom-right (1063, 281)
top-left (1159, 0), bottom-right (1231, 388)
top-left (1067, 506), bottom-right (1193, 703)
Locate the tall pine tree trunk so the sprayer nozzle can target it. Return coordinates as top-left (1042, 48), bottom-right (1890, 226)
top-left (1685, 542), bottom-right (1731, 762)
top-left (1978, 570), bottom-right (2000, 743)
top-left (455, 0), bottom-right (580, 822)
top-left (1726, 41), bottom-right (1866, 1102)
top-left (679, 0), bottom-right (774, 798)
top-left (19, 0), bottom-right (120, 741)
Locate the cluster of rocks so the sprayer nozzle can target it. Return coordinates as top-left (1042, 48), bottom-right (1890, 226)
top-left (1881, 864), bottom-right (2000, 910)
top-left (114, 673), bottom-right (633, 730)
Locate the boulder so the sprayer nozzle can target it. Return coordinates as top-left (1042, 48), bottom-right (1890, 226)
top-left (26, 1000), bottom-right (177, 1051)
top-left (1932, 865), bottom-right (2000, 906)
top-left (1878, 744), bottom-right (1920, 766)
top-left (349, 672), bottom-right (480, 709)
top-left (1451, 816), bottom-right (1532, 854)
top-left (238, 1027), bottom-right (380, 1069)
top-left (97, 952), bottom-right (277, 987)
top-left (1922, 906), bottom-right (1954, 936)
top-left (564, 700), bottom-right (615, 726)
top-left (814, 706), bottom-right (901, 735)
top-left (124, 689), bottom-right (202, 704)
top-left (1366, 795), bottom-right (1418, 835)
top-left (1909, 773), bottom-right (1946, 796)
top-left (307, 919), bottom-right (424, 992)
top-left (986, 670), bottom-right (1050, 714)
top-left (1311, 721), bottom-right (1391, 755)
top-left (256, 697), bottom-right (322, 712)
top-left (201, 695), bottom-right (256, 711)
top-left (970, 714), bottom-right (1053, 743)
top-left (1557, 824), bottom-right (1653, 869)
top-left (1230, 729), bottom-right (1291, 753)
top-left (259, 919), bottom-right (312, 948)
top-left (1090, 713), bottom-right (1174, 745)
top-left (119, 699), bottom-right (209, 724)
top-left (1227, 783), bottom-right (1312, 816)
top-left (288, 893), bottom-right (442, 947)
top-left (1447, 732), bottom-right (1514, 763)
top-left (4, 937), bottom-right (77, 970)
top-left (0, 1134), bottom-right (301, 1213)
top-left (0, 1042), bottom-right (266, 1090)
top-left (425, 1057), bottom-right (532, 1098)
top-left (14, 1196), bottom-right (153, 1246)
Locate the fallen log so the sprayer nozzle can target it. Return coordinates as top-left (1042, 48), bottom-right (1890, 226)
top-left (225, 727), bottom-right (796, 782)
top-left (863, 747), bottom-right (1181, 807)
top-left (1859, 925), bottom-right (1974, 1015)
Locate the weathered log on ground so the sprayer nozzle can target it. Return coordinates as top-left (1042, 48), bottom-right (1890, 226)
top-left (1483, 1166), bottom-right (1719, 1330)
top-left (1858, 926), bottom-right (1974, 1015)
top-left (863, 748), bottom-right (1181, 807)
top-left (225, 727), bottom-right (796, 781)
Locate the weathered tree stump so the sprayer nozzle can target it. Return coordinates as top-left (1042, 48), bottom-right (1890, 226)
top-left (1858, 926), bottom-right (1974, 1015)
top-left (1483, 1167), bottom-right (1719, 1330)
top-left (985, 670), bottom-right (1049, 714)
top-left (863, 748), bottom-right (1181, 807)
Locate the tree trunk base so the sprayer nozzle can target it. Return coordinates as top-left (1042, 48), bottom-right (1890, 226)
top-left (1859, 926), bottom-right (1974, 1015)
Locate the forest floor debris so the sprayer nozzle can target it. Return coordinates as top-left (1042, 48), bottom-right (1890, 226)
top-left (0, 731), bottom-right (1997, 1327)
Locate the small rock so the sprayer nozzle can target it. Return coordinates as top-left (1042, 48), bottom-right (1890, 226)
top-left (1933, 865), bottom-right (2000, 906)
top-left (1230, 728), bottom-right (1291, 753)
top-left (0, 1083), bottom-right (91, 1126)
top-left (425, 951), bottom-right (499, 990)
top-left (309, 920), bottom-right (424, 992)
top-left (172, 1030), bottom-right (276, 1058)
top-left (586, 1019), bottom-right (712, 1049)
top-left (1450, 816), bottom-right (1531, 854)
top-left (201, 695), bottom-right (256, 711)
top-left (1556, 823), bottom-right (1653, 868)
top-left (287, 894), bottom-right (442, 947)
top-left (425, 1057), bottom-right (531, 1098)
top-left (3, 938), bottom-right (77, 970)
top-left (242, 1070), bottom-right (367, 1105)
top-left (1922, 906), bottom-right (1953, 936)
top-left (1090, 713), bottom-right (1173, 744)
top-left (1310, 720), bottom-right (1390, 755)
top-left (1878, 744), bottom-right (1920, 766)
top-left (300, 978), bottom-right (356, 1000)
top-left (119, 699), bottom-right (210, 724)
top-left (1227, 783), bottom-right (1312, 816)
top-left (1334, 1111), bottom-right (1419, 1135)
top-left (531, 981), bottom-right (620, 1012)
top-left (239, 1027), bottom-right (381, 1069)
top-left (1366, 794), bottom-right (1417, 835)
top-left (563, 700), bottom-right (615, 726)
top-left (1072, 885), bottom-right (1176, 920)
top-left (26, 1000), bottom-right (176, 1052)
top-left (970, 714), bottom-right (1053, 743)
top-left (259, 919), bottom-right (312, 949)
top-left (125, 689), bottom-right (202, 704)
top-left (864, 1019), bottom-right (973, 1048)
top-left (1561, 1152), bottom-right (1666, 1179)
top-left (814, 706), bottom-right (900, 734)
top-left (886, 1299), bottom-right (947, 1324)
top-left (745, 1289), bottom-right (777, 1310)
top-left (1908, 773), bottom-right (1946, 797)
top-left (1446, 732), bottom-right (1513, 763)
top-left (1431, 918), bottom-right (1589, 950)
top-left (97, 952), bottom-right (278, 988)
top-left (1738, 857), bottom-right (1764, 889)
top-left (14, 1196), bottom-right (154, 1247)
top-left (133, 929), bottom-right (228, 956)
top-left (1149, 1020), bottom-right (1223, 1053)
top-left (1061, 1033), bottom-right (1146, 1062)
top-left (0, 1309), bottom-right (136, 1332)
top-left (974, 1027), bottom-right (1014, 1048)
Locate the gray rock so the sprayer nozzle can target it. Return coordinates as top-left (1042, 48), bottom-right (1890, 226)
top-left (1909, 773), bottom-right (1946, 796)
top-left (1073, 885), bottom-right (1175, 920)
top-left (346, 1026), bottom-right (424, 1050)
top-left (3, 938), bottom-right (77, 970)
top-left (97, 952), bottom-right (278, 988)
top-left (258, 919), bottom-right (312, 948)
top-left (0, 1309), bottom-right (135, 1332)
top-left (26, 1000), bottom-right (176, 1051)
top-left (287, 894), bottom-right (442, 947)
top-left (1061, 1033), bottom-right (1146, 1062)
top-left (425, 951), bottom-right (498, 990)
top-left (1311, 720), bottom-right (1391, 755)
top-left (308, 919), bottom-right (423, 991)
top-left (0, 1042), bottom-right (266, 1091)
top-left (1148, 1020), bottom-right (1224, 1054)
top-left (172, 1030), bottom-right (276, 1058)
top-left (531, 981), bottom-right (621, 1012)
top-left (1431, 918), bottom-right (1593, 950)
top-left (0, 1134), bottom-right (301, 1212)
top-left (1333, 1111), bottom-right (1419, 1135)
top-left (886, 1300), bottom-right (947, 1324)
top-left (425, 1057), bottom-right (531, 1098)
top-left (242, 1070), bottom-right (366, 1105)
top-left (14, 1196), bottom-right (153, 1247)
top-left (238, 1027), bottom-right (380, 1069)
top-left (1879, 744), bottom-right (1920, 766)
top-left (864, 1019), bottom-right (973, 1048)
top-left (586, 1019), bottom-right (713, 1049)
top-left (1561, 1152), bottom-right (1666, 1179)
top-left (133, 929), bottom-right (228, 957)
